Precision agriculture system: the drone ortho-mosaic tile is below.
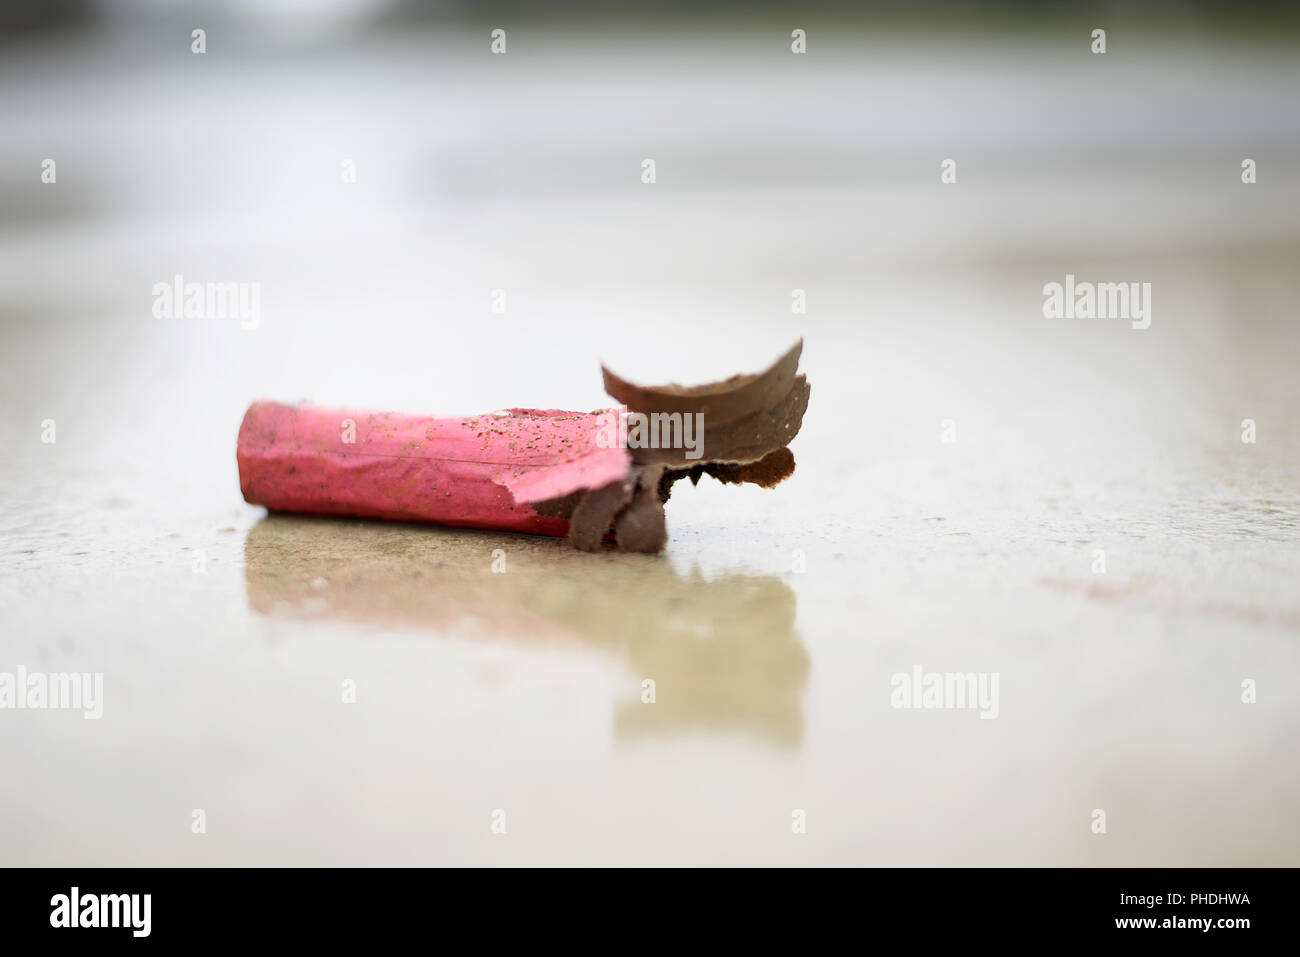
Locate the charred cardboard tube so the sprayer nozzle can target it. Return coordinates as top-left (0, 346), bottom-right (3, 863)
top-left (237, 341), bottom-right (810, 552)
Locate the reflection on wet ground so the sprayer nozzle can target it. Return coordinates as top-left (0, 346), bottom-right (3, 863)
top-left (244, 515), bottom-right (809, 746)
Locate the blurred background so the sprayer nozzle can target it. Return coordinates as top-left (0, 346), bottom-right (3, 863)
top-left (1, 1), bottom-right (1298, 865)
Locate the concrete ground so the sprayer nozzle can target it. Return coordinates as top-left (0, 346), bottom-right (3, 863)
top-left (2, 19), bottom-right (1298, 865)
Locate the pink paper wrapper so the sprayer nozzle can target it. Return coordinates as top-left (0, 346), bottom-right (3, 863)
top-left (237, 401), bottom-right (632, 537)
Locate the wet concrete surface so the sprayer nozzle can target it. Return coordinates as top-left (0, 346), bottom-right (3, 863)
top-left (1, 25), bottom-right (1298, 864)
